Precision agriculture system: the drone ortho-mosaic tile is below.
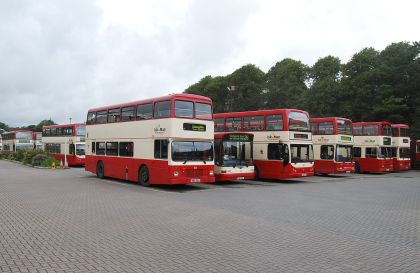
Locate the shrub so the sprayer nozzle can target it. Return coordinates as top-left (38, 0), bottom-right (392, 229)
top-left (15, 150), bottom-right (25, 161)
top-left (22, 150), bottom-right (45, 165)
top-left (32, 154), bottom-right (50, 166)
top-left (40, 157), bottom-right (60, 168)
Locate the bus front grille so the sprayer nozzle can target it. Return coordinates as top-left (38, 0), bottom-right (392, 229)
top-left (185, 169), bottom-right (204, 178)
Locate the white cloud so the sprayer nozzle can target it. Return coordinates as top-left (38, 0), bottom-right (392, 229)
top-left (0, 0), bottom-right (418, 126)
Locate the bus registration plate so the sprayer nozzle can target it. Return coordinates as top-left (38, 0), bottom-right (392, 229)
top-left (301, 173), bottom-right (307, 177)
top-left (191, 179), bottom-right (201, 183)
top-left (237, 177), bottom-right (245, 180)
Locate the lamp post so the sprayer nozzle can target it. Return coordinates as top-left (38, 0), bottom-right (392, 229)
top-left (64, 117), bottom-right (72, 168)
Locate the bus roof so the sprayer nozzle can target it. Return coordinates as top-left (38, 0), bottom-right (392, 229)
top-left (391, 124), bottom-right (409, 128)
top-left (214, 109), bottom-right (309, 118)
top-left (2, 130), bottom-right (32, 135)
top-left (43, 123), bottom-right (85, 129)
top-left (353, 121), bottom-right (391, 126)
top-left (88, 93), bottom-right (212, 113)
top-left (310, 117), bottom-right (352, 123)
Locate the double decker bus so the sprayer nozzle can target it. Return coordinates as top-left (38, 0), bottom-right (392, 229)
top-left (1, 130), bottom-right (34, 152)
top-left (412, 140), bottom-right (420, 169)
top-left (310, 117), bottom-right (354, 175)
top-left (353, 122), bottom-right (393, 173)
top-left (391, 124), bottom-right (410, 171)
top-left (33, 132), bottom-right (43, 150)
top-left (42, 123), bottom-right (86, 166)
top-left (214, 109), bottom-right (314, 179)
top-left (214, 132), bottom-right (254, 181)
top-left (85, 94), bottom-right (215, 186)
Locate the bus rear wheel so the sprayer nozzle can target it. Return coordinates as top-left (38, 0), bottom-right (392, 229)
top-left (96, 161), bottom-right (105, 179)
top-left (139, 166), bottom-right (150, 187)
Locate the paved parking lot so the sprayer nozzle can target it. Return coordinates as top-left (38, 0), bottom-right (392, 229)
top-left (0, 160), bottom-right (419, 273)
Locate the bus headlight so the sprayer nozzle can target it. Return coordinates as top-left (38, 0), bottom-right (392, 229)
top-left (209, 170), bottom-right (214, 176)
top-left (174, 171), bottom-right (179, 177)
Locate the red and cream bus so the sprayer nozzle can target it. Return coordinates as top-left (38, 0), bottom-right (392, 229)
top-left (85, 94), bottom-right (215, 186)
top-left (33, 132), bottom-right (43, 150)
top-left (214, 109), bottom-right (314, 179)
top-left (42, 123), bottom-right (86, 166)
top-left (353, 122), bottom-right (393, 173)
top-left (214, 132), bottom-right (254, 181)
top-left (391, 124), bottom-right (410, 171)
top-left (1, 130), bottom-right (34, 152)
top-left (412, 140), bottom-right (420, 169)
top-left (310, 117), bottom-right (354, 175)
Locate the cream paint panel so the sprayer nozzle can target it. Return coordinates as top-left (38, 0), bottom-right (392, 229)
top-left (214, 166), bottom-right (254, 175)
top-left (391, 137), bottom-right (410, 147)
top-left (354, 136), bottom-right (388, 146)
top-left (312, 134), bottom-right (353, 160)
top-left (2, 139), bottom-right (15, 151)
top-left (86, 118), bottom-right (214, 166)
top-left (87, 119), bottom-right (213, 140)
top-left (43, 136), bottom-right (80, 154)
top-left (313, 135), bottom-right (353, 145)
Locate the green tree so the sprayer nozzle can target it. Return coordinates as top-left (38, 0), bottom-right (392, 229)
top-left (34, 120), bottom-right (56, 132)
top-left (302, 56), bottom-right (342, 117)
top-left (0, 122), bottom-right (10, 131)
top-left (265, 58), bottom-right (309, 109)
top-left (225, 64), bottom-right (265, 112)
top-left (185, 75), bottom-right (229, 113)
top-left (340, 47), bottom-right (380, 121)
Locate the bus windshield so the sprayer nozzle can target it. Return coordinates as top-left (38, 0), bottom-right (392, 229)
top-left (16, 132), bottom-right (32, 140)
top-left (171, 141), bottom-right (213, 162)
top-left (76, 125), bottom-right (86, 136)
top-left (290, 144), bottom-right (313, 163)
top-left (379, 147), bottom-right (392, 158)
top-left (400, 128), bottom-right (409, 137)
top-left (76, 144), bottom-right (85, 156)
top-left (381, 125), bottom-right (392, 136)
top-left (288, 112), bottom-right (310, 132)
top-left (337, 120), bottom-right (352, 135)
top-left (222, 141), bottom-right (253, 167)
top-left (336, 145), bottom-right (352, 162)
top-left (399, 148), bottom-right (410, 159)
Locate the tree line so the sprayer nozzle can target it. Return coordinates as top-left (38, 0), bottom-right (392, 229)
top-left (185, 42), bottom-right (420, 139)
top-left (0, 120), bottom-right (56, 133)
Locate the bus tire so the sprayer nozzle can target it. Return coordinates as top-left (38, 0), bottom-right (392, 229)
top-left (96, 161), bottom-right (105, 179)
top-left (139, 166), bottom-right (150, 187)
top-left (355, 162), bottom-right (361, 174)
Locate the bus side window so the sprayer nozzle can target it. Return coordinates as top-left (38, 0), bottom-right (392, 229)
top-left (365, 147), bottom-right (377, 158)
top-left (96, 142), bottom-right (106, 155)
top-left (320, 145), bottom-right (334, 160)
top-left (154, 140), bottom-right (168, 159)
top-left (119, 142), bottom-right (134, 157)
top-left (353, 147), bottom-right (361, 158)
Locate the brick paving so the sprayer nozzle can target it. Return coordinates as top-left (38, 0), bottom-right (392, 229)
top-left (0, 160), bottom-right (419, 273)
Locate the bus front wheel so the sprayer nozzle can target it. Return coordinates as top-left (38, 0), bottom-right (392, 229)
top-left (139, 166), bottom-right (150, 187)
top-left (96, 161), bottom-right (105, 179)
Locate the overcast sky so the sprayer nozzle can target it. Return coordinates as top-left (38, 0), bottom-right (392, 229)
top-left (1, 0), bottom-right (419, 127)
